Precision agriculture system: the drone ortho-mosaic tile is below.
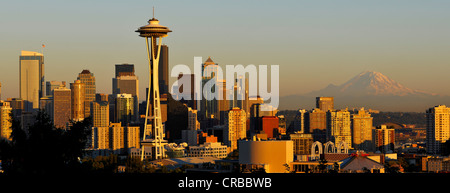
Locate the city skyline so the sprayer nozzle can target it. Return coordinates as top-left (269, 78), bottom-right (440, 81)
top-left (1, 0), bottom-right (450, 109)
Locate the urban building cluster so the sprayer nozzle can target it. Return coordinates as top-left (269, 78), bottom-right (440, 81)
top-left (1, 49), bottom-right (450, 174)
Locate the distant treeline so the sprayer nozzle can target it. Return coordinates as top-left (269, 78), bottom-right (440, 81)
top-left (277, 110), bottom-right (427, 130)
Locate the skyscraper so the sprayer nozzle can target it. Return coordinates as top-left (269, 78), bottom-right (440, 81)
top-left (0, 101), bottom-right (12, 141)
top-left (426, 105), bottom-right (450, 155)
top-left (200, 57), bottom-right (219, 120)
top-left (327, 109), bottom-right (352, 148)
top-left (19, 51), bottom-right (44, 111)
top-left (292, 109), bottom-right (307, 134)
top-left (351, 107), bottom-right (373, 151)
top-left (158, 45), bottom-right (169, 95)
top-left (77, 70), bottom-right (96, 118)
top-left (225, 107), bottom-right (247, 152)
top-left (113, 64), bottom-right (139, 122)
top-left (316, 97), bottom-right (334, 112)
top-left (373, 125), bottom-right (395, 153)
top-left (70, 80), bottom-right (85, 122)
top-left (308, 108), bottom-right (327, 143)
top-left (53, 85), bottom-right (71, 129)
top-left (115, 93), bottom-right (135, 126)
top-left (91, 101), bottom-right (109, 127)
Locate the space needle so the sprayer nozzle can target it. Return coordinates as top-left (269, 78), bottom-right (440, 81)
top-left (136, 11), bottom-right (172, 161)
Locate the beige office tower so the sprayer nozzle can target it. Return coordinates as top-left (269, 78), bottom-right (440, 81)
top-left (19, 51), bottom-right (44, 111)
top-left (352, 107), bottom-right (373, 151)
top-left (327, 109), bottom-right (352, 148)
top-left (91, 101), bottom-right (109, 127)
top-left (427, 105), bottom-right (450, 155)
top-left (53, 85), bottom-right (71, 129)
top-left (0, 101), bottom-right (12, 140)
top-left (70, 80), bottom-right (85, 121)
top-left (225, 107), bottom-right (247, 152)
top-left (77, 70), bottom-right (96, 118)
top-left (316, 97), bottom-right (334, 112)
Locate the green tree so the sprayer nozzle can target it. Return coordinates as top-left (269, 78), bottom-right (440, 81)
top-left (0, 110), bottom-right (92, 174)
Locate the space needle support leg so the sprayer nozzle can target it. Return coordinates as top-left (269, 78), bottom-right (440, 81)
top-left (152, 36), bottom-right (163, 160)
top-left (141, 37), bottom-right (153, 161)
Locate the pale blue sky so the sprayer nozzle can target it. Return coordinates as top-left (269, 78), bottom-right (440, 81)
top-left (1, 0), bottom-right (450, 101)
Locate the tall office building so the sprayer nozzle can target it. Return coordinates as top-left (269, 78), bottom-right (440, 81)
top-left (316, 97), bottom-right (334, 112)
top-left (46, 81), bottom-right (65, 96)
top-left (352, 107), bottom-right (373, 151)
top-left (53, 85), bottom-right (71, 129)
top-left (373, 125), bottom-right (395, 153)
top-left (200, 57), bottom-right (219, 120)
top-left (70, 80), bottom-right (85, 121)
top-left (232, 76), bottom-right (249, 113)
top-left (19, 51), bottom-right (44, 111)
top-left (158, 45), bottom-right (169, 95)
top-left (91, 101), bottom-right (109, 127)
top-left (292, 109), bottom-right (307, 134)
top-left (113, 64), bottom-right (139, 122)
top-left (115, 93), bottom-right (135, 126)
top-left (217, 79), bottom-right (230, 124)
top-left (327, 109), bottom-right (352, 148)
top-left (0, 101), bottom-right (12, 140)
top-left (426, 105), bottom-right (450, 155)
top-left (308, 108), bottom-right (327, 143)
top-left (188, 106), bottom-right (200, 131)
top-left (77, 70), bottom-right (96, 118)
top-left (225, 107), bottom-right (247, 151)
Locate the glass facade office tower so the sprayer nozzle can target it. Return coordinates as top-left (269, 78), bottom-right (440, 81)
top-left (113, 64), bottom-right (139, 122)
top-left (19, 51), bottom-right (44, 111)
top-left (115, 93), bottom-right (135, 126)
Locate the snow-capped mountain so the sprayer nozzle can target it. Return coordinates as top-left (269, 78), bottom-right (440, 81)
top-left (279, 71), bottom-right (446, 112)
top-left (308, 71), bottom-right (434, 97)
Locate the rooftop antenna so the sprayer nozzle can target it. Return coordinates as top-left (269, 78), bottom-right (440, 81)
top-left (153, 6), bottom-right (155, 18)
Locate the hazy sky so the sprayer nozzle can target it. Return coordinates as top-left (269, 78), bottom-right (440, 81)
top-left (1, 0), bottom-right (450, 101)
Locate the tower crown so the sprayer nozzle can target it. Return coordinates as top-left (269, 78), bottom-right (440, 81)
top-left (136, 18), bottom-right (172, 37)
